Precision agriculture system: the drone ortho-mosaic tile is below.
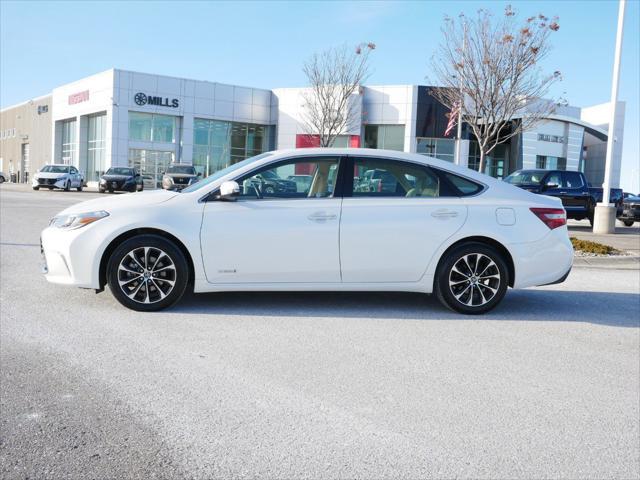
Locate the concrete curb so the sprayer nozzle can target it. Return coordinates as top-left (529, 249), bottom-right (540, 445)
top-left (573, 255), bottom-right (640, 270)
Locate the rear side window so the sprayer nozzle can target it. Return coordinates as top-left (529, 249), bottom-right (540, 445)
top-left (563, 172), bottom-right (584, 189)
top-left (352, 157), bottom-right (445, 198)
top-left (437, 170), bottom-right (484, 196)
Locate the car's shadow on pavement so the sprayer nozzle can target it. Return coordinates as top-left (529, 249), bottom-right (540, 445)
top-left (172, 290), bottom-right (640, 328)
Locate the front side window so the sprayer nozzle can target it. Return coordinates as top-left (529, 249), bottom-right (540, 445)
top-left (236, 157), bottom-right (340, 199)
top-left (352, 158), bottom-right (442, 198)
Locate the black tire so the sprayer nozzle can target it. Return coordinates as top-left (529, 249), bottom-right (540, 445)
top-left (98, 188), bottom-right (105, 193)
top-left (64, 181), bottom-right (70, 192)
top-left (32, 186), bottom-right (39, 191)
top-left (0, 176), bottom-right (5, 183)
top-left (434, 242), bottom-right (509, 315)
top-left (137, 183), bottom-right (143, 192)
top-left (265, 185), bottom-right (275, 195)
top-left (77, 184), bottom-right (83, 192)
top-left (107, 234), bottom-right (189, 312)
top-left (623, 220), bottom-right (634, 227)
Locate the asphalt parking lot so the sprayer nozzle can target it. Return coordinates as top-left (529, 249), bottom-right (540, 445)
top-left (1, 184), bottom-right (639, 479)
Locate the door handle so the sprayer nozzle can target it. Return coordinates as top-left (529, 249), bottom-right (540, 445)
top-left (308, 212), bottom-right (337, 223)
top-left (431, 209), bottom-right (459, 219)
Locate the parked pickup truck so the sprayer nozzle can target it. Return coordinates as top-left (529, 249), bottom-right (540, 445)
top-left (504, 169), bottom-right (623, 225)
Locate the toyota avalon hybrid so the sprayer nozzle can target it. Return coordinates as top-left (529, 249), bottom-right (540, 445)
top-left (40, 149), bottom-right (573, 314)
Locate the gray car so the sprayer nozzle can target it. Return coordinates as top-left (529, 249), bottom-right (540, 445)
top-left (162, 164), bottom-right (200, 191)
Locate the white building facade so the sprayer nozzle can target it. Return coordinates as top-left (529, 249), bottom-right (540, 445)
top-left (1, 68), bottom-right (625, 189)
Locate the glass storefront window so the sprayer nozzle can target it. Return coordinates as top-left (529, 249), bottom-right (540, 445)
top-left (86, 113), bottom-right (106, 182)
top-left (363, 125), bottom-right (405, 151)
top-left (129, 112), bottom-right (175, 143)
top-left (536, 155), bottom-right (567, 170)
top-left (129, 149), bottom-right (174, 189)
top-left (193, 119), bottom-right (272, 178)
top-left (468, 142), bottom-right (508, 178)
top-left (61, 118), bottom-right (77, 165)
top-left (417, 137), bottom-right (455, 162)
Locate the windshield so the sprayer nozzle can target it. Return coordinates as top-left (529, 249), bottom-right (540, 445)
top-left (167, 165), bottom-right (196, 175)
top-left (41, 165), bottom-right (69, 174)
top-left (106, 167), bottom-right (134, 176)
top-left (181, 152), bottom-right (275, 193)
top-left (504, 171), bottom-right (544, 185)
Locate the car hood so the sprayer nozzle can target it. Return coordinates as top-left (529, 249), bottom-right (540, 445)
top-left (58, 189), bottom-right (179, 215)
top-left (165, 173), bottom-right (198, 179)
top-left (36, 172), bottom-right (68, 179)
top-left (101, 174), bottom-right (132, 181)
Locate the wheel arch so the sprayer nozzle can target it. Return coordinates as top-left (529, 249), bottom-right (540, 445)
top-left (434, 236), bottom-right (515, 288)
top-left (99, 228), bottom-right (195, 290)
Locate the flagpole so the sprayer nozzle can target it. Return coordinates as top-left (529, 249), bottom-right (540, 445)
top-left (454, 22), bottom-right (467, 166)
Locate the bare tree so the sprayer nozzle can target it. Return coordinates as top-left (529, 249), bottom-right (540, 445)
top-left (302, 42), bottom-right (375, 147)
top-left (431, 6), bottom-right (563, 173)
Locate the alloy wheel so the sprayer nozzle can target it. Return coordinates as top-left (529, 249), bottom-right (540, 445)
top-left (117, 247), bottom-right (176, 304)
top-left (448, 253), bottom-right (501, 307)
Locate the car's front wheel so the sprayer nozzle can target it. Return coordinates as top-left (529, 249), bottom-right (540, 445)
top-left (434, 242), bottom-right (509, 315)
top-left (107, 235), bottom-right (189, 311)
top-left (77, 184), bottom-right (83, 192)
top-left (32, 186), bottom-right (39, 190)
top-left (623, 220), bottom-right (634, 227)
top-left (64, 181), bottom-right (71, 192)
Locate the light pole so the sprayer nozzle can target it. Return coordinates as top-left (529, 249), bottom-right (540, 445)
top-left (593, 0), bottom-right (626, 234)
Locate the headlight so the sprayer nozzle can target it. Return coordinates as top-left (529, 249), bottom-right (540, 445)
top-left (49, 211), bottom-right (109, 230)
top-left (99, 178), bottom-right (107, 184)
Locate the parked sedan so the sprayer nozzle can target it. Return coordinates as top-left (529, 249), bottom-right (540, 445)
top-left (0, 171), bottom-right (7, 183)
top-left (99, 167), bottom-right (143, 193)
top-left (40, 148), bottom-right (573, 314)
top-left (32, 164), bottom-right (84, 191)
top-left (162, 164), bottom-right (200, 191)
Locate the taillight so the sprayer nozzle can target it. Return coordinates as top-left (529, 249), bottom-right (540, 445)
top-left (530, 207), bottom-right (567, 229)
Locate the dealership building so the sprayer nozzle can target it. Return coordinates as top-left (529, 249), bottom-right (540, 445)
top-left (0, 68), bottom-right (625, 189)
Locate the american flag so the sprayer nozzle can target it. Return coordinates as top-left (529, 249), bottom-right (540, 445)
top-left (444, 102), bottom-right (460, 137)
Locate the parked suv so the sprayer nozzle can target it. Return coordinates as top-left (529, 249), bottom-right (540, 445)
top-left (618, 194), bottom-right (640, 227)
top-left (504, 169), bottom-right (623, 224)
top-left (162, 164), bottom-right (200, 191)
top-left (32, 164), bottom-right (84, 192)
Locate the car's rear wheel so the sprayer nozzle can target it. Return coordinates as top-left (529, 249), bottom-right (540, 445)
top-left (107, 235), bottom-right (189, 312)
top-left (435, 242), bottom-right (509, 315)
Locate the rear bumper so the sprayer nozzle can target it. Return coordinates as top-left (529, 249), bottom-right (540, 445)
top-left (508, 226), bottom-right (574, 289)
top-left (537, 265), bottom-right (572, 286)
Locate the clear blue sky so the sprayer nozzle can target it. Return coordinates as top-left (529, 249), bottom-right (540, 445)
top-left (1, 0), bottom-right (638, 191)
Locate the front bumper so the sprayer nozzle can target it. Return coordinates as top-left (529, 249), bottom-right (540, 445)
top-left (33, 177), bottom-right (66, 188)
top-left (40, 223), bottom-right (102, 288)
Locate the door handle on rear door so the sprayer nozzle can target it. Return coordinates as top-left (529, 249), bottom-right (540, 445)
top-left (308, 212), bottom-right (337, 223)
top-left (431, 209), bottom-right (459, 219)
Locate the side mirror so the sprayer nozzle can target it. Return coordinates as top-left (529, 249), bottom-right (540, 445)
top-left (219, 181), bottom-right (240, 201)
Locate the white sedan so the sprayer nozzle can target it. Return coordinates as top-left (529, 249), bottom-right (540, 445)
top-left (40, 149), bottom-right (573, 314)
top-left (33, 164), bottom-right (84, 191)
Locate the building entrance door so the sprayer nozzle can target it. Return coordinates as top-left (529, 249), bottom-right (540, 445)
top-left (129, 149), bottom-right (174, 189)
top-left (21, 143), bottom-right (30, 183)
